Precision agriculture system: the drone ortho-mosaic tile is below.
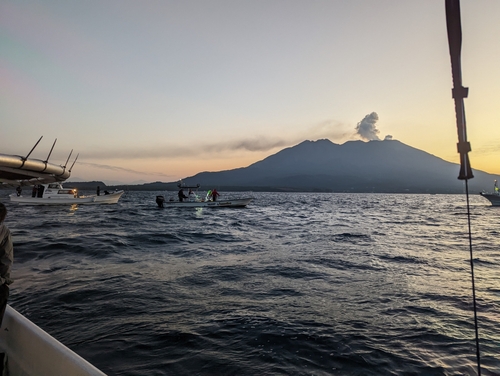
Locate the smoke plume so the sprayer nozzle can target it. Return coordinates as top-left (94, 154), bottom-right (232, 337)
top-left (355, 112), bottom-right (380, 141)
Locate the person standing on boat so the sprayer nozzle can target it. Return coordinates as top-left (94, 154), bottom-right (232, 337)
top-left (37, 184), bottom-right (45, 198)
top-left (212, 188), bottom-right (220, 202)
top-left (97, 186), bottom-right (100, 196)
top-left (16, 186), bottom-right (22, 197)
top-left (188, 189), bottom-right (196, 202)
top-left (0, 203), bottom-right (13, 325)
top-left (178, 188), bottom-right (188, 202)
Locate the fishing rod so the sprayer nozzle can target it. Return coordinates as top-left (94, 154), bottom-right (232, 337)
top-left (20, 136), bottom-right (44, 168)
top-left (69, 153), bottom-right (79, 172)
top-left (45, 138), bottom-right (57, 163)
top-left (444, 0), bottom-right (480, 374)
top-left (23, 136), bottom-right (43, 161)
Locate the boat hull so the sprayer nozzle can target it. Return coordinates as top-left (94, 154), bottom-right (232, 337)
top-left (0, 305), bottom-right (106, 375)
top-left (480, 192), bottom-right (500, 206)
top-left (158, 197), bottom-right (253, 208)
top-left (9, 191), bottom-right (124, 205)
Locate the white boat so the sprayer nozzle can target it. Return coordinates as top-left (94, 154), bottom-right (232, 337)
top-left (156, 183), bottom-right (253, 208)
top-left (480, 180), bottom-right (500, 206)
top-left (9, 183), bottom-right (124, 205)
top-left (0, 305), bottom-right (106, 375)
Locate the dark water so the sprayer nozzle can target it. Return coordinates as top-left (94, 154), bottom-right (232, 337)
top-left (1, 190), bottom-right (499, 375)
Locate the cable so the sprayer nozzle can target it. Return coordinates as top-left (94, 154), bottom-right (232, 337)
top-left (464, 180), bottom-right (481, 375)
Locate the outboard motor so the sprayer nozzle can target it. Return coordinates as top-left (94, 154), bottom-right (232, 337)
top-left (156, 195), bottom-right (165, 208)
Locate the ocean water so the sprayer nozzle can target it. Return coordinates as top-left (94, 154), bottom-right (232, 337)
top-left (1, 190), bottom-right (499, 375)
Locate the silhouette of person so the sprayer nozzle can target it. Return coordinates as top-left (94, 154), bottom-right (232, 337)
top-left (212, 188), bottom-right (220, 202)
top-left (0, 203), bottom-right (13, 322)
top-left (0, 203), bottom-right (13, 372)
top-left (37, 185), bottom-right (44, 198)
top-left (188, 189), bottom-right (196, 201)
top-left (178, 189), bottom-right (188, 202)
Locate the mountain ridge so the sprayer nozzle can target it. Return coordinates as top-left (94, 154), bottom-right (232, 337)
top-left (179, 139), bottom-right (497, 193)
top-left (64, 139), bottom-right (498, 193)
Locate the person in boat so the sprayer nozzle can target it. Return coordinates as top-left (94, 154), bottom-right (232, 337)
top-left (0, 203), bottom-right (13, 325)
top-left (97, 186), bottom-right (100, 196)
top-left (32, 185), bottom-right (37, 197)
top-left (178, 188), bottom-right (188, 202)
top-left (37, 184), bottom-right (45, 198)
top-left (188, 189), bottom-right (196, 202)
top-left (211, 188), bottom-right (220, 202)
top-left (16, 186), bottom-right (22, 197)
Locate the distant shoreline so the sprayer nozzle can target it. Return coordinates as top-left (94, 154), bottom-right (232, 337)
top-left (0, 179), bottom-right (478, 194)
top-left (0, 181), bottom-right (468, 194)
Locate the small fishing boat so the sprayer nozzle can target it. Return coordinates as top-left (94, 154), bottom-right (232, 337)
top-left (156, 183), bottom-right (253, 208)
top-left (480, 180), bottom-right (500, 206)
top-left (9, 182), bottom-right (124, 205)
top-left (156, 196), bottom-right (253, 208)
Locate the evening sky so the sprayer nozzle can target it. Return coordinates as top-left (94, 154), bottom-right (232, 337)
top-left (1, 1), bottom-right (499, 184)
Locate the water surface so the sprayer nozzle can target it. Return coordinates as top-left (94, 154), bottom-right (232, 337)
top-left (2, 191), bottom-right (498, 375)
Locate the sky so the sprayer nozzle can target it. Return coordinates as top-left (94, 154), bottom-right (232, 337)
top-left (1, 1), bottom-right (500, 185)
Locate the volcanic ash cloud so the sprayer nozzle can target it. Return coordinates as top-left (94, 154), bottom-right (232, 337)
top-left (355, 112), bottom-right (380, 141)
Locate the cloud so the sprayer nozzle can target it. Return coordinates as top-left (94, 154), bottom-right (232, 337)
top-left (201, 138), bottom-right (292, 153)
top-left (472, 142), bottom-right (500, 155)
top-left (80, 119), bottom-right (352, 160)
top-left (77, 161), bottom-right (173, 178)
top-left (355, 112), bottom-right (380, 141)
top-left (79, 139), bottom-right (290, 160)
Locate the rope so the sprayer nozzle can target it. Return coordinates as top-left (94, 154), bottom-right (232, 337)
top-left (445, 1), bottom-right (481, 373)
top-left (464, 180), bottom-right (481, 375)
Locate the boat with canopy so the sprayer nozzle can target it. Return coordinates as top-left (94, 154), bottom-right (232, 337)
top-left (9, 182), bottom-right (124, 205)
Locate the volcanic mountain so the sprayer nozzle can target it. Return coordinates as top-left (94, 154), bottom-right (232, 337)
top-left (180, 139), bottom-right (498, 193)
